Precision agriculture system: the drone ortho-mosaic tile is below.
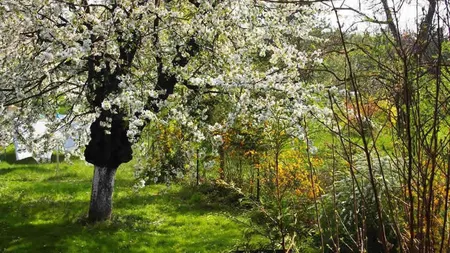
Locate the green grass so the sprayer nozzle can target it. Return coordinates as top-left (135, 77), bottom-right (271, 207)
top-left (0, 150), bottom-right (253, 253)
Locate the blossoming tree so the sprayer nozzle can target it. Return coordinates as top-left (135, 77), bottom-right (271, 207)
top-left (0, 0), bottom-right (321, 222)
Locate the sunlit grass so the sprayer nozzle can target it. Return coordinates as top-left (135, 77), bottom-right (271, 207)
top-left (0, 149), bottom-right (253, 253)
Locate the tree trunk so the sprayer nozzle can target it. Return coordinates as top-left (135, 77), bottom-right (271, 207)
top-left (256, 165), bottom-right (260, 202)
top-left (88, 165), bottom-right (118, 222)
top-left (196, 149), bottom-right (200, 185)
top-left (219, 145), bottom-right (225, 180)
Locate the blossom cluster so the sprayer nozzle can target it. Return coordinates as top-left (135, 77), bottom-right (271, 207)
top-left (0, 0), bottom-right (326, 164)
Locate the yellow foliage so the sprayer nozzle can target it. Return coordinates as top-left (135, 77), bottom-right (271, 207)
top-left (258, 147), bottom-right (322, 200)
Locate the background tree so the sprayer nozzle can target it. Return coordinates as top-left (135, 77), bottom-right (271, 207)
top-left (318, 0), bottom-right (450, 251)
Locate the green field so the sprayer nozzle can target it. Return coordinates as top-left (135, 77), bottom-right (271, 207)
top-left (0, 151), bottom-right (254, 253)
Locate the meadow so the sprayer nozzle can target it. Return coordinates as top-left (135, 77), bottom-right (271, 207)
top-left (0, 150), bottom-right (256, 253)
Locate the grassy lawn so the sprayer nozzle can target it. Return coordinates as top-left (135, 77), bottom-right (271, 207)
top-left (0, 151), bottom-right (252, 253)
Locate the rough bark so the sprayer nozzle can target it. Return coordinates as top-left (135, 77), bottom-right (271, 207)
top-left (88, 165), bottom-right (118, 222)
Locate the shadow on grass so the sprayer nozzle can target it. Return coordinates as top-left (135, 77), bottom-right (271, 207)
top-left (0, 191), bottom-right (197, 253)
top-left (0, 220), bottom-right (133, 253)
top-left (114, 184), bottom-right (242, 217)
top-left (44, 172), bottom-right (80, 181)
top-left (0, 166), bottom-right (92, 187)
top-left (0, 195), bottom-right (146, 253)
top-left (0, 166), bottom-right (51, 176)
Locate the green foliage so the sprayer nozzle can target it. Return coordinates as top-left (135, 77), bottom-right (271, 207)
top-left (134, 119), bottom-right (192, 185)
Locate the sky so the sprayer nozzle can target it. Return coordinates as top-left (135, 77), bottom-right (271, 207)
top-left (319, 0), bottom-right (440, 33)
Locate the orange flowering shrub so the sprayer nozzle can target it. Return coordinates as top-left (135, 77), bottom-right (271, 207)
top-left (257, 145), bottom-right (322, 202)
